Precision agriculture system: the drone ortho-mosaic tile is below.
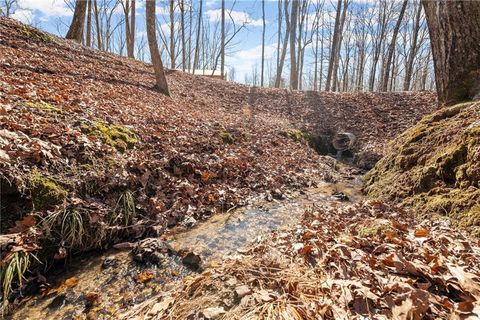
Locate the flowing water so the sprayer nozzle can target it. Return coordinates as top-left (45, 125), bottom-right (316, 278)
top-left (10, 178), bottom-right (362, 320)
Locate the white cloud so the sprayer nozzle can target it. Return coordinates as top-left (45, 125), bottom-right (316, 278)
top-left (11, 8), bottom-right (34, 24)
top-left (156, 5), bottom-right (169, 15)
top-left (228, 43), bottom-right (277, 81)
top-left (17, 0), bottom-right (72, 17)
top-left (206, 0), bottom-right (218, 8)
top-left (206, 9), bottom-right (263, 27)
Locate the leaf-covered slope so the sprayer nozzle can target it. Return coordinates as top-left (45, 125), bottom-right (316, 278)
top-left (365, 102), bottom-right (480, 236)
top-left (0, 16), bottom-right (437, 304)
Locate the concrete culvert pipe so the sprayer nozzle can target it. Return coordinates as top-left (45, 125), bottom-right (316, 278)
top-left (332, 132), bottom-right (356, 152)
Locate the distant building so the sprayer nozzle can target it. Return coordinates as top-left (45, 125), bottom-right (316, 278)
top-left (180, 69), bottom-right (226, 80)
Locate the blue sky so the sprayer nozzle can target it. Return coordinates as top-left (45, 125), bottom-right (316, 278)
top-left (6, 0), bottom-right (382, 84)
top-left (5, 1), bottom-right (322, 81)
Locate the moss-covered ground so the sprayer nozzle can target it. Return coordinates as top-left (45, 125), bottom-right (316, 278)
top-left (365, 102), bottom-right (480, 236)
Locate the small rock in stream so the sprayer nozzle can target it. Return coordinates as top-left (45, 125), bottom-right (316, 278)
top-left (102, 255), bottom-right (118, 269)
top-left (201, 306), bottom-right (226, 319)
top-left (182, 252), bottom-right (202, 270)
top-left (113, 242), bottom-right (135, 250)
top-left (47, 294), bottom-right (66, 309)
top-left (132, 238), bottom-right (174, 266)
top-left (272, 188), bottom-right (284, 200)
top-left (184, 216), bottom-right (197, 227)
top-left (332, 192), bottom-right (349, 201)
top-left (235, 285), bottom-right (252, 299)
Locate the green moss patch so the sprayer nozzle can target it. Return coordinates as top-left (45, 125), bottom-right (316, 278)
top-left (21, 25), bottom-right (52, 43)
top-left (219, 127), bottom-right (235, 144)
top-left (20, 101), bottom-right (62, 112)
top-left (282, 129), bottom-right (331, 155)
top-left (365, 102), bottom-right (480, 236)
top-left (81, 121), bottom-right (137, 152)
top-left (29, 169), bottom-right (67, 210)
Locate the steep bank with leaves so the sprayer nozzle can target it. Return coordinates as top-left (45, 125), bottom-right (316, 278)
top-left (0, 17), bottom-right (435, 306)
top-left (365, 102), bottom-right (480, 236)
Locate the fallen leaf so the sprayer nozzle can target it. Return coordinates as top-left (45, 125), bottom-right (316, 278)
top-left (414, 228), bottom-right (430, 237)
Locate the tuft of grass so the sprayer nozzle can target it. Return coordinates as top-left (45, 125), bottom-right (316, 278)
top-left (41, 207), bottom-right (85, 249)
top-left (109, 190), bottom-right (136, 226)
top-left (0, 251), bottom-right (39, 302)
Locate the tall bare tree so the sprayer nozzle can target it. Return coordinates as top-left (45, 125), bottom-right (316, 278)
top-left (170, 0), bottom-right (175, 68)
top-left (66, 0), bottom-right (88, 43)
top-left (221, 0), bottom-right (225, 79)
top-left (193, 0), bottom-right (203, 73)
top-left (423, 0), bottom-right (480, 105)
top-left (146, 0), bottom-right (169, 95)
top-left (403, 1), bottom-right (423, 91)
top-left (260, 0), bottom-right (266, 86)
top-left (289, 0), bottom-right (299, 89)
top-left (180, 0), bottom-right (186, 71)
top-left (93, 0), bottom-right (103, 50)
top-left (129, 0), bottom-right (135, 58)
top-left (380, 0), bottom-right (408, 91)
top-left (325, 0), bottom-right (342, 91)
top-left (86, 0), bottom-right (92, 46)
top-left (275, 0), bottom-right (290, 88)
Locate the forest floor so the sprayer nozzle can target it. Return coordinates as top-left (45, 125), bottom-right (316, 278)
top-left (1, 17), bottom-right (480, 320)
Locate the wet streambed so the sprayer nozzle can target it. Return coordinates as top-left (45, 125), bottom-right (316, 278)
top-left (10, 179), bottom-right (362, 320)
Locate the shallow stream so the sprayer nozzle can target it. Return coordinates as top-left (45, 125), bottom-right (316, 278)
top-left (10, 178), bottom-right (362, 320)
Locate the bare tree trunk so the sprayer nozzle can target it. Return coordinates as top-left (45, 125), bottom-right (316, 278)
top-left (276, 0), bottom-right (282, 83)
top-left (180, 0), bottom-right (186, 71)
top-left (93, 0), bottom-right (103, 50)
top-left (331, 0), bottom-right (348, 92)
top-left (128, 0), bottom-right (135, 58)
top-left (380, 0), bottom-right (407, 91)
top-left (368, 0), bottom-right (389, 91)
top-left (289, 0), bottom-right (299, 90)
top-left (170, 0), bottom-right (175, 68)
top-left (325, 0), bottom-right (342, 91)
top-left (86, 0), bottom-right (92, 47)
top-left (423, 0), bottom-right (480, 105)
top-left (313, 11), bottom-right (319, 91)
top-left (66, 0), bottom-right (88, 43)
top-left (188, 0), bottom-right (193, 70)
top-left (261, 0), bottom-right (265, 86)
top-left (221, 0), bottom-right (225, 79)
top-left (403, 1), bottom-right (422, 91)
top-left (146, 0), bottom-right (170, 95)
top-left (275, 0), bottom-right (291, 88)
top-left (193, 0), bottom-right (203, 74)
top-left (123, 0), bottom-right (135, 58)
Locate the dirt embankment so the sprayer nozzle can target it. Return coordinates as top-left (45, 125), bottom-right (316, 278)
top-left (365, 102), bottom-right (480, 236)
top-left (0, 17), bottom-right (436, 307)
